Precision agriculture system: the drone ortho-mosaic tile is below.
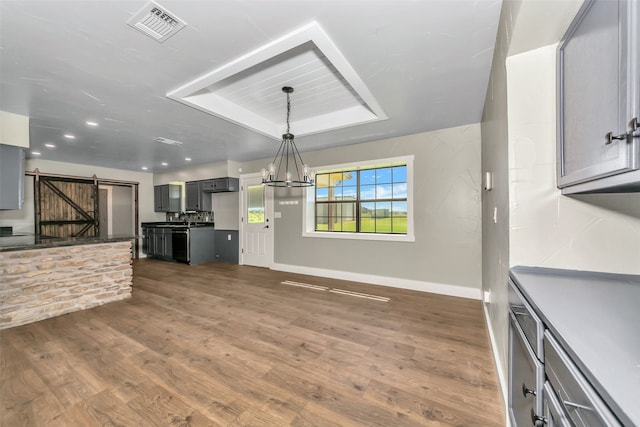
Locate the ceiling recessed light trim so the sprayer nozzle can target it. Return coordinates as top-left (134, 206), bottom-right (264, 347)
top-left (185, 157), bottom-right (192, 161)
top-left (166, 21), bottom-right (386, 140)
top-left (161, 162), bottom-right (168, 166)
top-left (44, 143), bottom-right (56, 148)
top-left (141, 166), bottom-right (148, 170)
top-left (63, 134), bottom-right (75, 139)
top-left (86, 121), bottom-right (98, 127)
top-left (31, 151), bottom-right (41, 156)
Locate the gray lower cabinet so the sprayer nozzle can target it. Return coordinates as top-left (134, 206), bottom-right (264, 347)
top-left (154, 184), bottom-right (181, 212)
top-left (543, 331), bottom-right (620, 427)
top-left (142, 227), bottom-right (173, 259)
top-left (189, 227), bottom-right (215, 265)
top-left (214, 230), bottom-right (239, 263)
top-left (509, 267), bottom-right (636, 426)
top-left (558, 0), bottom-right (640, 193)
top-left (0, 144), bottom-right (25, 210)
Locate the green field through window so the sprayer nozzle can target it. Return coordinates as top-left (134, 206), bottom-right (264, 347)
top-left (314, 165), bottom-right (408, 234)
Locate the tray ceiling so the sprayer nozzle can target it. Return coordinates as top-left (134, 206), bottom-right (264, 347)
top-left (168, 22), bottom-right (386, 140)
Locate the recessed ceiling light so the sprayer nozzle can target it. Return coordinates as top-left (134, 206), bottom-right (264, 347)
top-left (31, 151), bottom-right (41, 156)
top-left (64, 134), bottom-right (75, 139)
top-left (161, 162), bottom-right (168, 166)
top-left (86, 121), bottom-right (98, 127)
top-left (141, 166), bottom-right (148, 170)
top-left (185, 157), bottom-right (192, 161)
top-left (44, 143), bottom-right (56, 148)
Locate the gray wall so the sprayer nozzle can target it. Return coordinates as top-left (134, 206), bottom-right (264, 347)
top-left (111, 185), bottom-right (134, 235)
top-left (241, 124), bottom-right (483, 293)
top-left (480, 0), bottom-right (520, 397)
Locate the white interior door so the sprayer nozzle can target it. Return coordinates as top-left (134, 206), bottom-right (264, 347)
top-left (240, 174), bottom-right (273, 268)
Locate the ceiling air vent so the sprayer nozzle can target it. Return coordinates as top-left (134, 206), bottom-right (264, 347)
top-left (127, 1), bottom-right (186, 43)
top-left (153, 137), bottom-right (183, 146)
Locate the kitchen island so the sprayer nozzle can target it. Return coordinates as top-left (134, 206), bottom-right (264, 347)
top-left (0, 234), bottom-right (135, 330)
top-left (142, 222), bottom-right (215, 265)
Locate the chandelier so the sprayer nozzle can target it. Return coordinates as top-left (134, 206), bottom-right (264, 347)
top-left (262, 87), bottom-right (315, 187)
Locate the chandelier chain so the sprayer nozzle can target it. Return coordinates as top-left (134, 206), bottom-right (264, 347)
top-left (286, 91), bottom-right (291, 135)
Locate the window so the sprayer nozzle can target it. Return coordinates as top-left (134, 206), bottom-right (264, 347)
top-left (247, 184), bottom-right (265, 223)
top-left (304, 156), bottom-right (414, 242)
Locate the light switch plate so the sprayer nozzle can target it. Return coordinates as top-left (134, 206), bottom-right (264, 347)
top-left (484, 172), bottom-right (493, 191)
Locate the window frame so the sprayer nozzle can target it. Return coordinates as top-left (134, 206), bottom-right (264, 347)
top-left (303, 155), bottom-right (415, 242)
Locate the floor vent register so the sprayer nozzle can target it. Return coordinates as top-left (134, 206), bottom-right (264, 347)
top-left (280, 281), bottom-right (389, 302)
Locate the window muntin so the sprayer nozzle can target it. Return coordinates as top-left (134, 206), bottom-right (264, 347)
top-left (314, 165), bottom-right (407, 234)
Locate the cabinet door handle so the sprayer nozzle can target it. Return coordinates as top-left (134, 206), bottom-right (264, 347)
top-left (605, 131), bottom-right (627, 145)
top-left (522, 382), bottom-right (536, 398)
top-left (630, 117), bottom-right (639, 137)
top-left (563, 400), bottom-right (593, 411)
top-left (530, 408), bottom-right (546, 426)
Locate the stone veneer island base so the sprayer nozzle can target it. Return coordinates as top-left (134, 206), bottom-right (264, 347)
top-left (0, 240), bottom-right (133, 330)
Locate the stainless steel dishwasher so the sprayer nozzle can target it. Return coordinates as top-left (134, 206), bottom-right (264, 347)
top-left (171, 227), bottom-right (189, 263)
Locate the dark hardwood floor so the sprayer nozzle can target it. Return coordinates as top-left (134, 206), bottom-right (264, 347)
top-left (1, 259), bottom-right (504, 426)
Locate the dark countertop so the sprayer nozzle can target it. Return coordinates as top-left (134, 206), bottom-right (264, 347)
top-left (510, 266), bottom-right (640, 427)
top-left (0, 234), bottom-right (137, 252)
top-left (141, 222), bottom-right (214, 229)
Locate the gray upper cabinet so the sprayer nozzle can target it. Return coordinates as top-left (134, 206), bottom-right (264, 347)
top-left (185, 181), bottom-right (211, 211)
top-left (0, 144), bottom-right (25, 210)
top-left (558, 0), bottom-right (640, 193)
top-left (185, 181), bottom-right (200, 211)
top-left (154, 184), bottom-right (181, 212)
top-left (201, 180), bottom-right (215, 192)
top-left (201, 177), bottom-right (239, 193)
top-left (213, 177), bottom-right (238, 192)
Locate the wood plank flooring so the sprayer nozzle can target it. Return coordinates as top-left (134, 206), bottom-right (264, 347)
top-left (1, 259), bottom-right (504, 426)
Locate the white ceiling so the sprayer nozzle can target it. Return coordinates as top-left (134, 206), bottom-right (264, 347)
top-left (0, 0), bottom-right (502, 172)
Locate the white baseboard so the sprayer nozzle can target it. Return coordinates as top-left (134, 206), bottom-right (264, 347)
top-left (270, 262), bottom-right (482, 300)
top-left (483, 302), bottom-right (510, 427)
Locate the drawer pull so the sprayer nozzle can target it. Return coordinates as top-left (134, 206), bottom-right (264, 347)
top-left (563, 400), bottom-right (594, 411)
top-left (522, 382), bottom-right (536, 398)
top-left (512, 305), bottom-right (531, 317)
top-left (530, 408), bottom-right (546, 426)
top-left (605, 131), bottom-right (628, 145)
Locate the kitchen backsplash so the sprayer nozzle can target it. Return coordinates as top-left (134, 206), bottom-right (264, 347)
top-left (165, 211), bottom-right (214, 223)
